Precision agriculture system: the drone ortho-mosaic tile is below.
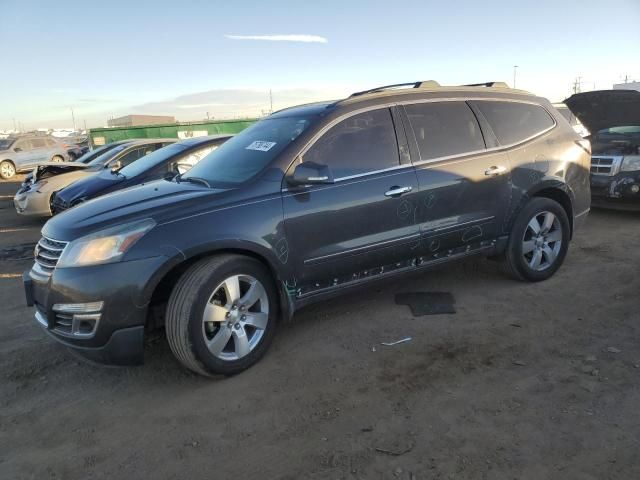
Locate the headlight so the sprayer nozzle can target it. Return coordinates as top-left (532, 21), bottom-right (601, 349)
top-left (620, 156), bottom-right (640, 172)
top-left (57, 218), bottom-right (155, 268)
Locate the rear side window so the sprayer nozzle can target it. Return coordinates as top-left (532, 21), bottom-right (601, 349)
top-left (30, 138), bottom-right (47, 149)
top-left (404, 102), bottom-right (485, 160)
top-left (304, 108), bottom-right (400, 178)
top-left (474, 101), bottom-right (555, 145)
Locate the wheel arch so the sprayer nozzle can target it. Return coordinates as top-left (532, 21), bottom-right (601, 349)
top-left (146, 246), bottom-right (293, 331)
top-left (510, 179), bottom-right (575, 239)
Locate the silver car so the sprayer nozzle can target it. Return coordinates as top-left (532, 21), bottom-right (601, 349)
top-left (0, 136), bottom-right (69, 179)
top-left (13, 139), bottom-right (175, 216)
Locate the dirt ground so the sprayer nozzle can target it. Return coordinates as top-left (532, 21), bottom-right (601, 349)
top-left (1, 177), bottom-right (639, 480)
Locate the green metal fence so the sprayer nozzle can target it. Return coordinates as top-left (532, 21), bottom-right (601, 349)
top-left (88, 119), bottom-right (257, 147)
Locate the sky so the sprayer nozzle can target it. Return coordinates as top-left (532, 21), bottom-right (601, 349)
top-left (1, 0), bottom-right (639, 130)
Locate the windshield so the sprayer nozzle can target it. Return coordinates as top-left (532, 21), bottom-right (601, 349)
top-left (74, 143), bottom-right (120, 164)
top-left (0, 138), bottom-right (15, 150)
top-left (119, 143), bottom-right (186, 178)
top-left (87, 144), bottom-right (130, 167)
top-left (597, 126), bottom-right (640, 135)
top-left (182, 116), bottom-right (314, 186)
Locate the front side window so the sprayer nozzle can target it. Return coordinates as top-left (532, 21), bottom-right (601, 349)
top-left (404, 102), bottom-right (485, 161)
top-left (30, 138), bottom-right (47, 149)
top-left (303, 108), bottom-right (400, 178)
top-left (474, 101), bottom-right (555, 145)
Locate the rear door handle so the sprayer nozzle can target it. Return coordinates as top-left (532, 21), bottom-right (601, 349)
top-left (485, 165), bottom-right (507, 176)
top-left (384, 186), bottom-right (412, 197)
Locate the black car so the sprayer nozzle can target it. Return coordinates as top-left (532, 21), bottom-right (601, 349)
top-left (50, 138), bottom-right (176, 213)
top-left (24, 81), bottom-right (591, 376)
top-left (565, 89), bottom-right (640, 210)
top-left (53, 135), bottom-right (232, 211)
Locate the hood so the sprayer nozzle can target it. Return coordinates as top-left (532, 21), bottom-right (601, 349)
top-left (33, 161), bottom-right (88, 182)
top-left (564, 90), bottom-right (640, 134)
top-left (44, 180), bottom-right (229, 241)
top-left (55, 169), bottom-right (124, 204)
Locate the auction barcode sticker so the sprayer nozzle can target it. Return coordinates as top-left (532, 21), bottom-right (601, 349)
top-left (246, 141), bottom-right (277, 152)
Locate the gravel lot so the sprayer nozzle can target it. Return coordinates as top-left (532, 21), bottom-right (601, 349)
top-left (1, 177), bottom-right (639, 480)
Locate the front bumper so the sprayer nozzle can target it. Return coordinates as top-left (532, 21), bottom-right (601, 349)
top-left (24, 255), bottom-right (170, 366)
top-left (13, 189), bottom-right (52, 217)
top-left (590, 171), bottom-right (640, 211)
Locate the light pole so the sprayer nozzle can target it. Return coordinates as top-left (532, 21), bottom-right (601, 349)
top-left (513, 65), bottom-right (519, 88)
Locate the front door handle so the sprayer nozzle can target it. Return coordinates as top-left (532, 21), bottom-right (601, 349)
top-left (485, 165), bottom-right (507, 176)
top-left (384, 186), bottom-right (412, 197)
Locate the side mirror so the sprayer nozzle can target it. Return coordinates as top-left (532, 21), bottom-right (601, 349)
top-left (288, 161), bottom-right (334, 186)
top-left (14, 147), bottom-right (22, 153)
top-left (108, 160), bottom-right (122, 171)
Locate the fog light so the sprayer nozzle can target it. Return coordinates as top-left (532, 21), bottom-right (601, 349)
top-left (52, 302), bottom-right (103, 338)
top-left (631, 184), bottom-right (640, 194)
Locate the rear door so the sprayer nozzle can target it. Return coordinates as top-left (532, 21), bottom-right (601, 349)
top-left (11, 139), bottom-right (34, 169)
top-left (282, 107), bottom-right (420, 294)
top-left (401, 100), bottom-right (511, 258)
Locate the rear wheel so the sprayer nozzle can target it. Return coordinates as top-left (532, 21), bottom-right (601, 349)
top-left (0, 160), bottom-right (16, 179)
top-left (52, 155), bottom-right (64, 162)
top-left (502, 197), bottom-right (570, 282)
top-left (165, 255), bottom-right (278, 376)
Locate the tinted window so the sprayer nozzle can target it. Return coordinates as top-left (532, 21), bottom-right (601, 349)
top-left (304, 108), bottom-right (399, 178)
top-left (45, 138), bottom-right (57, 147)
top-left (475, 101), bottom-right (555, 145)
top-left (30, 138), bottom-right (47, 149)
top-left (116, 144), bottom-right (159, 168)
top-left (0, 139), bottom-right (15, 150)
top-left (87, 144), bottom-right (129, 166)
top-left (183, 116), bottom-right (313, 186)
top-left (404, 102), bottom-right (485, 160)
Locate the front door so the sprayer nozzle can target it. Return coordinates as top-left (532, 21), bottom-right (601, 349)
top-left (400, 101), bottom-right (511, 258)
top-left (282, 107), bottom-right (420, 295)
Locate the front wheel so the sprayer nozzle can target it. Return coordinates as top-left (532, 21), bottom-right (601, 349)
top-left (52, 155), bottom-right (64, 162)
top-left (502, 197), bottom-right (570, 282)
top-left (165, 255), bottom-right (278, 376)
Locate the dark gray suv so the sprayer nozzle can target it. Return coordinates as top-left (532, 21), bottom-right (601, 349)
top-left (24, 81), bottom-right (591, 376)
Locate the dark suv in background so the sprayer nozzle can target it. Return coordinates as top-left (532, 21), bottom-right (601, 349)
top-left (24, 81), bottom-right (591, 376)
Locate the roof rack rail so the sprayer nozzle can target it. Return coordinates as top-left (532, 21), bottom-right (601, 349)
top-left (349, 80), bottom-right (440, 98)
top-left (463, 82), bottom-right (510, 88)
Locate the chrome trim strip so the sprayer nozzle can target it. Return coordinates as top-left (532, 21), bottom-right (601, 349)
top-left (282, 167), bottom-right (415, 195)
top-left (422, 216), bottom-right (496, 234)
top-left (304, 233), bottom-right (421, 264)
top-left (35, 310), bottom-right (48, 328)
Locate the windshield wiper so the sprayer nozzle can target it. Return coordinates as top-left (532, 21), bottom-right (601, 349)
top-left (175, 174), bottom-right (211, 188)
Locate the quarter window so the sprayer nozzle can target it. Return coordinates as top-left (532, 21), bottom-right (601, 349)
top-left (404, 102), bottom-right (486, 161)
top-left (303, 108), bottom-right (400, 178)
top-left (474, 101), bottom-right (555, 145)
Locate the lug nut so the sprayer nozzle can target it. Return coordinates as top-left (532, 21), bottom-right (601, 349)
top-left (234, 323), bottom-right (241, 330)
top-left (241, 315), bottom-right (246, 320)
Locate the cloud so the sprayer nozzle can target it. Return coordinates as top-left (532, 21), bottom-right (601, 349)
top-left (224, 34), bottom-right (328, 44)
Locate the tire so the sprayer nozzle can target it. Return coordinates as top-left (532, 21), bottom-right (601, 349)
top-left (501, 197), bottom-right (570, 282)
top-left (52, 155), bottom-right (64, 162)
top-left (165, 255), bottom-right (278, 377)
top-left (0, 160), bottom-right (16, 180)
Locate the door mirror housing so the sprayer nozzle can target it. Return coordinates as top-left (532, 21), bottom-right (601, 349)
top-left (14, 147), bottom-right (22, 153)
top-left (288, 161), bottom-right (334, 186)
top-left (108, 160), bottom-right (122, 171)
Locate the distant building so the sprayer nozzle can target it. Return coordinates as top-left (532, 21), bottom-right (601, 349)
top-left (613, 81), bottom-right (640, 92)
top-left (107, 115), bottom-right (175, 128)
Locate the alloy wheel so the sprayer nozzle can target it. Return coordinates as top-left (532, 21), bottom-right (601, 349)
top-left (0, 162), bottom-right (15, 179)
top-left (522, 211), bottom-right (563, 271)
top-left (202, 274), bottom-right (269, 361)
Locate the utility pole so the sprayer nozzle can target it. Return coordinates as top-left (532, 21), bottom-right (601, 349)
top-left (572, 76), bottom-right (582, 94)
top-left (70, 107), bottom-right (76, 131)
top-left (12, 118), bottom-right (17, 132)
top-left (513, 65), bottom-right (519, 88)
top-left (83, 119), bottom-right (87, 131)
top-left (269, 89), bottom-right (273, 114)
top-left (206, 111), bottom-right (210, 120)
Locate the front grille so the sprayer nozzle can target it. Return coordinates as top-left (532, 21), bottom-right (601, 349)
top-left (34, 236), bottom-right (68, 276)
top-left (591, 156), bottom-right (622, 176)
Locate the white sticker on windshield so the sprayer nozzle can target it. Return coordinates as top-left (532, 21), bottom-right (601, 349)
top-left (246, 140), bottom-right (277, 152)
